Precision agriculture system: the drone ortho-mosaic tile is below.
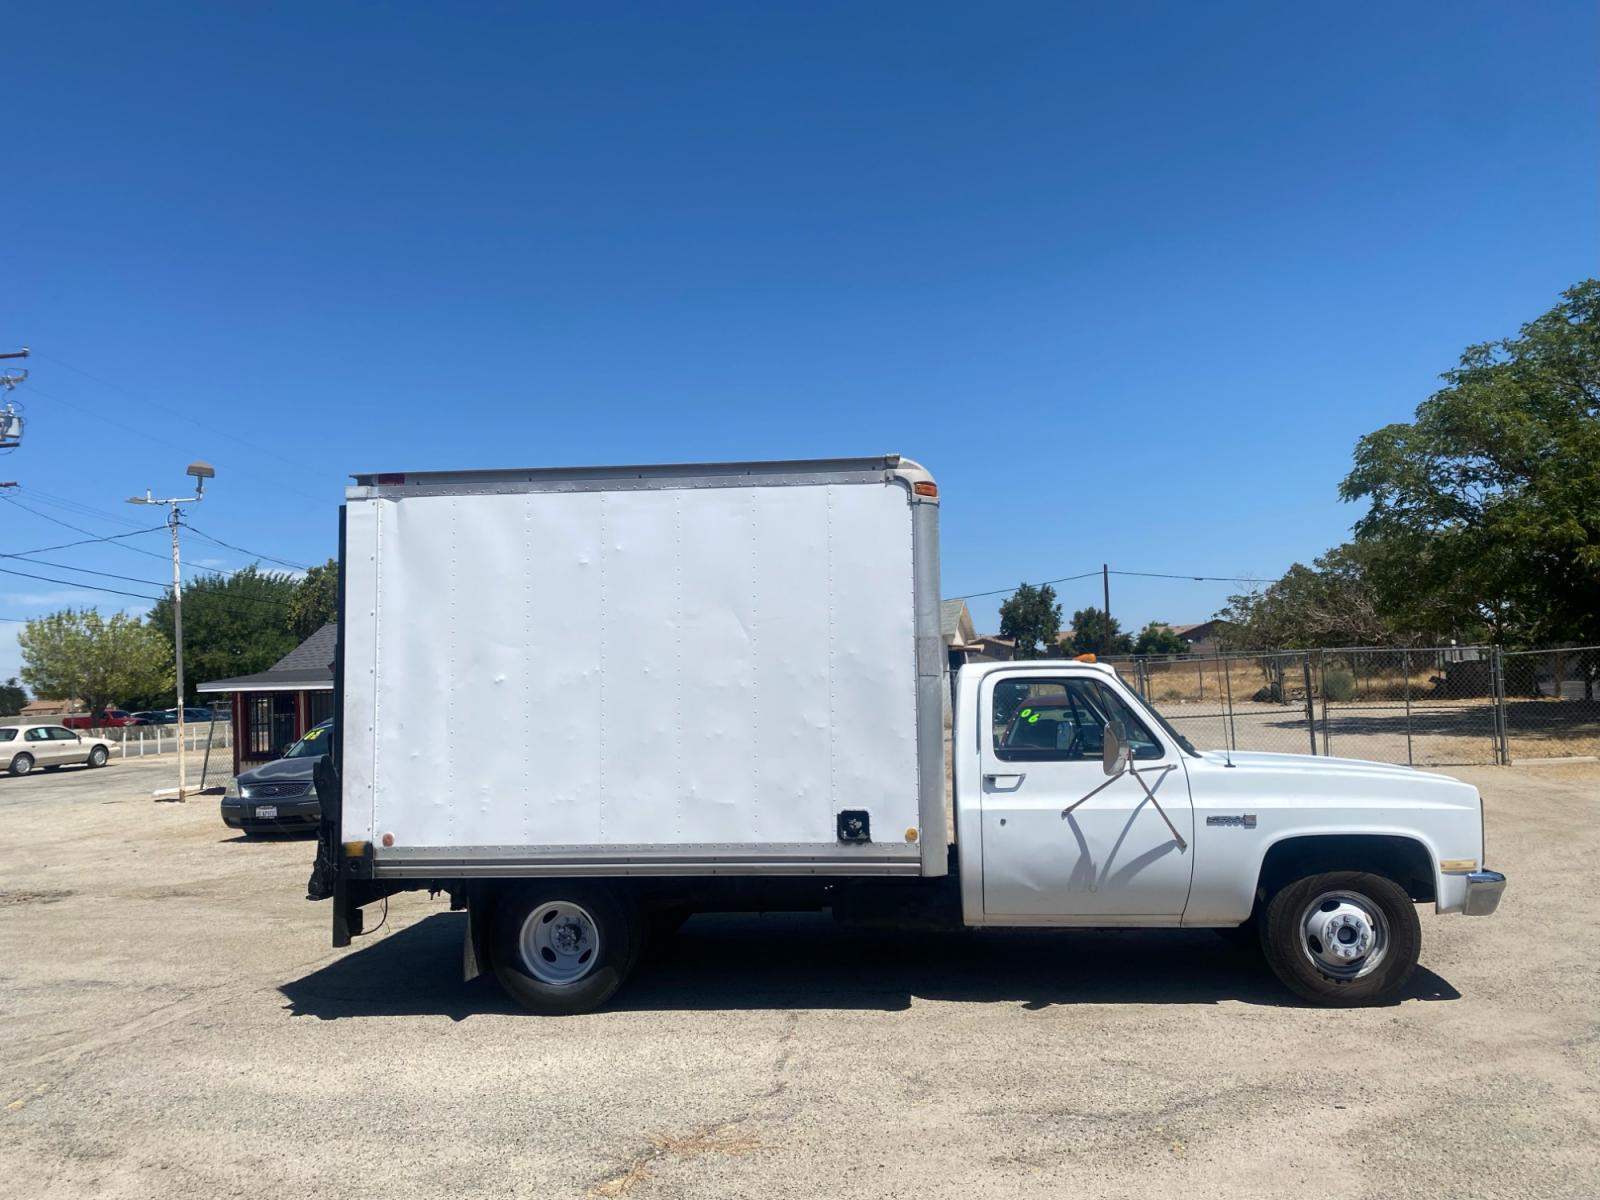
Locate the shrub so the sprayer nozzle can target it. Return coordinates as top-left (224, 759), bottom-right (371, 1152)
top-left (1323, 668), bottom-right (1357, 702)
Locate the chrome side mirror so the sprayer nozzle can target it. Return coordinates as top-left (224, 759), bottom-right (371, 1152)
top-left (1102, 722), bottom-right (1131, 776)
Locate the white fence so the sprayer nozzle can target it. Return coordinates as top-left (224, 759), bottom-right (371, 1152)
top-left (105, 722), bottom-right (234, 759)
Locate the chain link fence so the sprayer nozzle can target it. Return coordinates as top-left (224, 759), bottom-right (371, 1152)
top-left (1107, 645), bottom-right (1600, 767)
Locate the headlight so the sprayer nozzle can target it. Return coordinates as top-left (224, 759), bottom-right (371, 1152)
top-left (224, 777), bottom-right (240, 800)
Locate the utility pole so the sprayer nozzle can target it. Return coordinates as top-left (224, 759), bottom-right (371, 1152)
top-left (1102, 563), bottom-right (1111, 656)
top-left (128, 461), bottom-right (216, 801)
top-left (0, 347), bottom-right (27, 450)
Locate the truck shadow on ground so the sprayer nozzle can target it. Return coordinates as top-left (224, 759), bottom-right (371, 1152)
top-left (278, 911), bottom-right (1460, 1020)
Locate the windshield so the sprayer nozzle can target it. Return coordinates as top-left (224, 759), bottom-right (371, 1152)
top-left (1122, 687), bottom-right (1202, 758)
top-left (283, 722), bottom-right (333, 759)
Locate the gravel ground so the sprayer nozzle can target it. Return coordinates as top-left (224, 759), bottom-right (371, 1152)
top-left (1, 756), bottom-right (1596, 1200)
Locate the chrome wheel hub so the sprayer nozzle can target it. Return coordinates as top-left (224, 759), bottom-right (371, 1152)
top-left (1299, 891), bottom-right (1389, 980)
top-left (519, 901), bottom-right (601, 986)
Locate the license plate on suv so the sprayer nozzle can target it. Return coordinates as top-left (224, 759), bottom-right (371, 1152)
top-left (253, 805), bottom-right (278, 819)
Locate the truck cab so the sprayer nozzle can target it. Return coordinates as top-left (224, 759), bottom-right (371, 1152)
top-left (952, 659), bottom-right (1504, 1002)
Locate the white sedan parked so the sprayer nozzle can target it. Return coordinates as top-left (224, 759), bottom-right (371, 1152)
top-left (0, 723), bottom-right (113, 776)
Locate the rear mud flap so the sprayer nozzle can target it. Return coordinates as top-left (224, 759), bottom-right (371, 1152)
top-left (463, 891), bottom-right (495, 982)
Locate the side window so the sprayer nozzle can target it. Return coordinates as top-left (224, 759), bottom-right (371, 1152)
top-left (992, 677), bottom-right (1163, 762)
top-left (0, 728), bottom-right (15, 743)
top-left (50, 727), bottom-right (79, 741)
top-left (25, 727), bottom-right (50, 742)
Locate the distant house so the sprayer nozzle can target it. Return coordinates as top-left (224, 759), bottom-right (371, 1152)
top-left (940, 599), bottom-right (978, 671)
top-left (198, 623), bottom-right (336, 778)
top-left (968, 634), bottom-right (1016, 662)
top-left (19, 698), bottom-right (80, 717)
top-left (1171, 621), bottom-right (1221, 657)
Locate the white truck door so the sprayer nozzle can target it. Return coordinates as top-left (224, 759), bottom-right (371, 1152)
top-left (978, 671), bottom-right (1194, 919)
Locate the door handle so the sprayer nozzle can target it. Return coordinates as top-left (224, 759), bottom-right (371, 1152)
top-left (983, 772), bottom-right (1026, 789)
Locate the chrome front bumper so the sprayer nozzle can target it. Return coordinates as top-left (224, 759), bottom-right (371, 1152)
top-left (1463, 869), bottom-right (1506, 917)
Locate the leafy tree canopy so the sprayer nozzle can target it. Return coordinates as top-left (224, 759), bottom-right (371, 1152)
top-left (287, 559), bottom-right (338, 640)
top-left (0, 676), bottom-right (26, 717)
top-left (1340, 279), bottom-right (1600, 645)
top-left (147, 566), bottom-right (301, 703)
top-left (1213, 544), bottom-right (1397, 651)
top-left (19, 609), bottom-right (172, 725)
top-left (1069, 607), bottom-right (1133, 656)
top-left (999, 583), bottom-right (1062, 659)
top-left (1133, 622), bottom-right (1188, 656)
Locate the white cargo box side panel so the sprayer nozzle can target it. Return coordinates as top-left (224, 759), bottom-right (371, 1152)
top-left (344, 476), bottom-right (921, 872)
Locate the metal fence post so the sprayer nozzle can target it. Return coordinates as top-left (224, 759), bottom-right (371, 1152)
top-left (1302, 653), bottom-right (1317, 755)
top-left (1221, 653), bottom-right (1237, 753)
top-left (1493, 646), bottom-right (1510, 765)
top-left (1403, 647), bottom-right (1414, 767)
top-left (1319, 650), bottom-right (1331, 756)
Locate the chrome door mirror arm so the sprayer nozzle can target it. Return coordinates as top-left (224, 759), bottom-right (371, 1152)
top-left (1063, 759), bottom-right (1187, 852)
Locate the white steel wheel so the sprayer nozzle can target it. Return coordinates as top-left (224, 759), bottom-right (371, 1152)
top-left (491, 884), bottom-right (642, 1015)
top-left (1298, 891), bottom-right (1390, 981)
top-left (518, 901), bottom-right (603, 986)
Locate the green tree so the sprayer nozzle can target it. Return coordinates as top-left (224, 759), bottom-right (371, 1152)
top-left (18, 609), bottom-right (172, 727)
top-left (0, 676), bottom-right (26, 716)
top-left (1340, 279), bottom-right (1600, 645)
top-left (1133, 622), bottom-right (1188, 656)
top-left (1069, 607), bottom-right (1133, 656)
top-left (1213, 544), bottom-right (1396, 651)
top-left (288, 558), bottom-right (339, 640)
top-left (999, 583), bottom-right (1063, 659)
top-left (147, 566), bottom-right (300, 703)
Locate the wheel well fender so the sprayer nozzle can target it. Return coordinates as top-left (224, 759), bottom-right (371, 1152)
top-left (1257, 834), bottom-right (1436, 905)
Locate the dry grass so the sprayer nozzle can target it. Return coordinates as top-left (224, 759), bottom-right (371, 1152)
top-left (587, 1123), bottom-right (766, 1197)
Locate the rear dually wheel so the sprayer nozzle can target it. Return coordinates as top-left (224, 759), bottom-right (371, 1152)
top-left (490, 883), bottom-right (642, 1015)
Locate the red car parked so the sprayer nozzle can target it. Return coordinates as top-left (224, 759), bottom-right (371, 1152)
top-left (61, 709), bottom-right (142, 729)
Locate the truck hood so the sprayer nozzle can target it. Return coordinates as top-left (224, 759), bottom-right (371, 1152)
top-left (1195, 750), bottom-right (1476, 804)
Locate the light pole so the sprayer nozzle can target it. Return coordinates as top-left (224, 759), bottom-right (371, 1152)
top-left (129, 461), bottom-right (215, 801)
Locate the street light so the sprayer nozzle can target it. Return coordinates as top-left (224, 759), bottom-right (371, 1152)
top-left (129, 461), bottom-right (216, 802)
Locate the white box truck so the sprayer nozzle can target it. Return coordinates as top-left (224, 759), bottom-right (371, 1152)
top-left (307, 455), bottom-right (1504, 1014)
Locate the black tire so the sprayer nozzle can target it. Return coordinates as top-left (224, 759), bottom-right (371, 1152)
top-left (9, 753), bottom-right (33, 777)
top-left (1260, 870), bottom-right (1421, 1006)
top-left (87, 746), bottom-right (109, 768)
top-left (491, 883), bottom-right (642, 1015)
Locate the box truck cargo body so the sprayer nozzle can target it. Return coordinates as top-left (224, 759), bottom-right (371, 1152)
top-left (337, 456), bottom-right (946, 879)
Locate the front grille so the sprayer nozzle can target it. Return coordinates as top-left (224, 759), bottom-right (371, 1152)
top-left (244, 781), bottom-right (312, 799)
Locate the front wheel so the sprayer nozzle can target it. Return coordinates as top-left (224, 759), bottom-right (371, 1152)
top-left (1260, 871), bottom-right (1421, 1006)
top-left (87, 746), bottom-right (109, 768)
top-left (491, 884), bottom-right (642, 1015)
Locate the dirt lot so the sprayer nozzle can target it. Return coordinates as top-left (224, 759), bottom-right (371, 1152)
top-left (2, 756), bottom-right (1597, 1200)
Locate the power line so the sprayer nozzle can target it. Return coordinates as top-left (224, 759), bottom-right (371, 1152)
top-left (182, 523), bottom-right (312, 572)
top-left (38, 353), bottom-right (315, 475)
top-left (1109, 569), bottom-right (1269, 584)
top-left (26, 365), bottom-right (328, 505)
top-left (0, 562), bottom-right (165, 603)
top-left (3, 525), bottom-right (171, 560)
top-left (2, 555), bottom-right (170, 589)
top-left (948, 570), bottom-right (1101, 601)
top-left (1, 491), bottom-right (177, 565)
top-left (1, 492), bottom-right (280, 583)
top-left (947, 566), bottom-right (1271, 602)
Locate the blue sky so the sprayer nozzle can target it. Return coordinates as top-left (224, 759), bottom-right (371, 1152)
top-left (2, 2), bottom-right (1596, 687)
